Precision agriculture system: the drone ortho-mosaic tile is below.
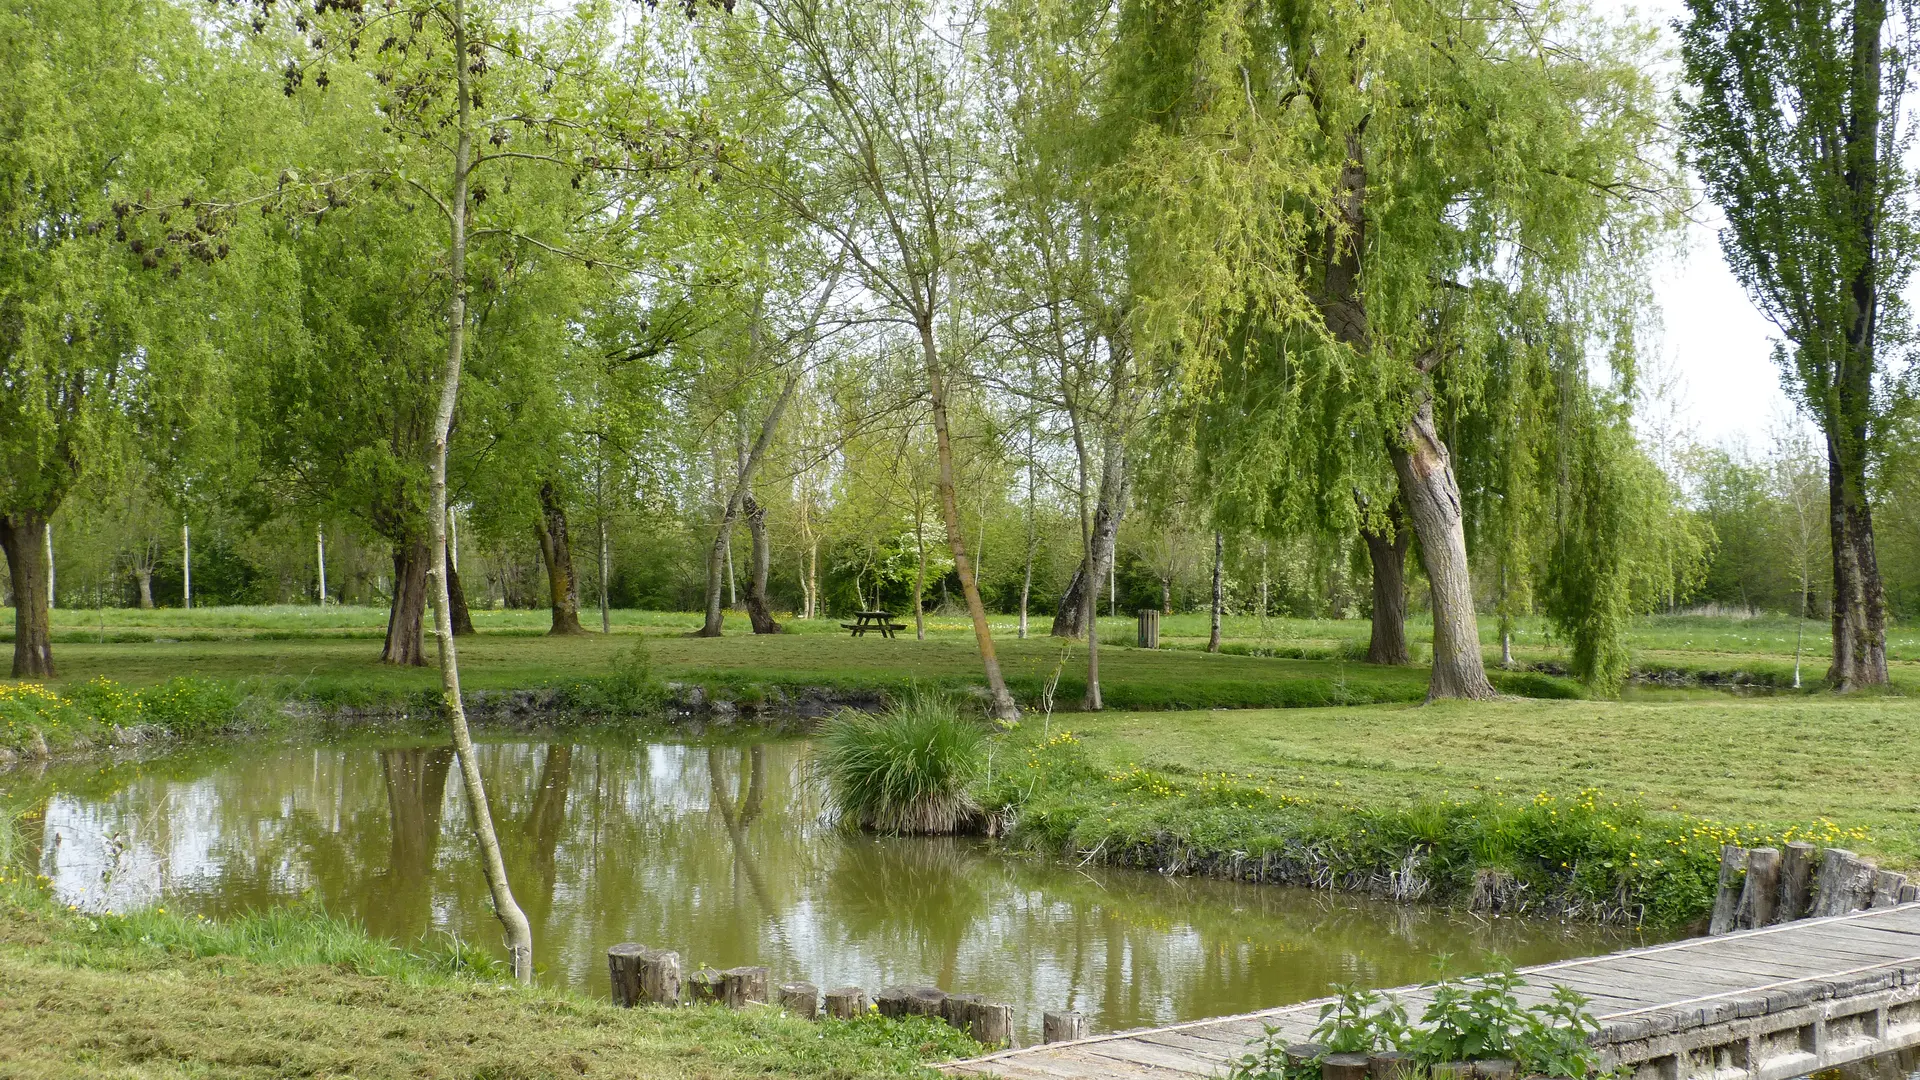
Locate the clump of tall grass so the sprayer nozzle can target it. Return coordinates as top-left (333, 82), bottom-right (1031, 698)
top-left (816, 688), bottom-right (986, 835)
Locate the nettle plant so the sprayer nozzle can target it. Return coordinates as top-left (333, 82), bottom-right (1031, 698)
top-left (1232, 974), bottom-right (1604, 1080)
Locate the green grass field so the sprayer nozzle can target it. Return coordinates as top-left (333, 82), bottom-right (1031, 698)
top-left (0, 860), bottom-right (975, 1079)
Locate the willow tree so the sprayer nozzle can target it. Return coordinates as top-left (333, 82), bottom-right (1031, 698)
top-left (0, 0), bottom-right (285, 676)
top-left (713, 0), bottom-right (1020, 721)
top-left (1679, 0), bottom-right (1916, 689)
top-left (1110, 0), bottom-right (1676, 699)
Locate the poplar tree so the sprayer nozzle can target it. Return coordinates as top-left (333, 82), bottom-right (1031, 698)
top-left (1678, 0), bottom-right (1915, 689)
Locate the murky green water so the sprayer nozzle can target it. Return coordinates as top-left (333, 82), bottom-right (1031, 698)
top-left (6, 736), bottom-right (1660, 1041)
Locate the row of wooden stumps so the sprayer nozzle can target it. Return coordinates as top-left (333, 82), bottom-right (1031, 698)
top-left (1708, 843), bottom-right (1918, 935)
top-left (1288, 1046), bottom-right (1525, 1080)
top-left (607, 943), bottom-right (1088, 1049)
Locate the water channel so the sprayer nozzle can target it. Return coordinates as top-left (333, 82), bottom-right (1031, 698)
top-left (6, 735), bottom-right (1663, 1043)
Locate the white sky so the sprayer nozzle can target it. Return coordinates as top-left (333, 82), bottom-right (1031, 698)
top-left (1599, 0), bottom-right (1798, 451)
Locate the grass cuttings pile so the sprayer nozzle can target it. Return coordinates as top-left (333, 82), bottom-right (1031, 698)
top-left (816, 688), bottom-right (987, 835)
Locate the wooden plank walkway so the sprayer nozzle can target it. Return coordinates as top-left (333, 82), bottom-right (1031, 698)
top-left (946, 904), bottom-right (1920, 1080)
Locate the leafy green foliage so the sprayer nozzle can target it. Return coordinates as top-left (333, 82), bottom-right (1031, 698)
top-left (1231, 975), bottom-right (1602, 1080)
top-left (817, 687), bottom-right (987, 834)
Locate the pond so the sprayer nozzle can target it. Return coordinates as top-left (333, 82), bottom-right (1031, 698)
top-left (7, 736), bottom-right (1663, 1043)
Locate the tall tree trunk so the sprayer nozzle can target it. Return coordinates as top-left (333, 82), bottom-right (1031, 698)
top-left (136, 565), bottom-right (155, 611)
top-left (382, 538), bottom-right (431, 667)
top-left (447, 546), bottom-right (474, 636)
top-left (912, 505), bottom-right (928, 640)
top-left (0, 511), bottom-right (55, 678)
top-left (742, 493), bottom-right (780, 634)
top-left (1050, 507), bottom-right (1118, 638)
top-left (598, 515), bottom-right (611, 634)
top-left (535, 481), bottom-right (586, 636)
top-left (435, 5), bottom-right (535, 983)
top-left (1207, 530), bottom-right (1223, 653)
top-left (918, 319), bottom-right (1018, 722)
top-left (1827, 434), bottom-right (1890, 688)
top-left (1362, 510), bottom-right (1412, 666)
top-left (698, 498), bottom-right (737, 637)
top-left (1161, 574), bottom-right (1172, 615)
top-left (1391, 395), bottom-right (1497, 699)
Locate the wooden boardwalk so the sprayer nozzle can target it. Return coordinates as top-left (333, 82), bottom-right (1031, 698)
top-left (946, 904), bottom-right (1920, 1080)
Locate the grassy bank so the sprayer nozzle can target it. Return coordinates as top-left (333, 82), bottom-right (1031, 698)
top-left (0, 839), bottom-right (977, 1078)
top-left (980, 694), bottom-right (1919, 928)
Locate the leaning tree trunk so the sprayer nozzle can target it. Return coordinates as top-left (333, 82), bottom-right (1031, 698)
top-left (0, 511), bottom-right (55, 678)
top-left (1050, 510), bottom-right (1116, 638)
top-left (1362, 515), bottom-right (1412, 666)
top-left (1391, 395), bottom-right (1496, 700)
top-left (434, 7), bottom-right (535, 982)
top-left (698, 497), bottom-right (738, 637)
top-left (381, 538), bottom-right (432, 667)
top-left (742, 493), bottom-right (780, 634)
top-left (1826, 432), bottom-right (1890, 689)
top-left (919, 319), bottom-right (1018, 723)
top-left (446, 546), bottom-right (475, 637)
top-left (535, 481), bottom-right (586, 636)
top-left (1207, 531), bottom-right (1223, 653)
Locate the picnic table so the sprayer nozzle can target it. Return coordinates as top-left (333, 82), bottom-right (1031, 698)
top-left (842, 610), bottom-right (908, 638)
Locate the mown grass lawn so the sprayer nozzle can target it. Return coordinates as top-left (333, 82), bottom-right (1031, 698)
top-left (0, 875), bottom-right (974, 1080)
top-left (1047, 695), bottom-right (1920, 863)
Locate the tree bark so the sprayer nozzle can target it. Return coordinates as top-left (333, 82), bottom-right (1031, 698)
top-left (1826, 433), bottom-right (1889, 688)
top-left (136, 565), bottom-right (154, 610)
top-left (1161, 575), bottom-right (1172, 615)
top-left (1391, 394), bottom-right (1497, 699)
top-left (535, 480), bottom-right (586, 636)
top-left (435, 2), bottom-right (535, 982)
top-left (381, 538), bottom-right (431, 667)
top-left (912, 504), bottom-right (928, 640)
top-left (0, 511), bottom-right (55, 678)
top-left (742, 493), bottom-right (780, 634)
top-left (918, 318), bottom-right (1018, 722)
top-left (447, 545), bottom-right (475, 637)
top-left (1362, 507), bottom-right (1413, 666)
top-left (1051, 446), bottom-right (1126, 639)
top-left (1207, 531), bottom-right (1223, 653)
top-left (698, 498), bottom-right (737, 637)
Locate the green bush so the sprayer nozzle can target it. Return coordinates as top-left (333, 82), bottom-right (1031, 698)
top-left (556, 638), bottom-right (665, 715)
top-left (816, 687), bottom-right (986, 834)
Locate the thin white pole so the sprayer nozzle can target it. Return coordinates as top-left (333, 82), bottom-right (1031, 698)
top-left (182, 523), bottom-right (192, 610)
top-left (44, 523), bottom-right (54, 611)
top-left (317, 525), bottom-right (328, 605)
top-left (449, 509), bottom-right (460, 572)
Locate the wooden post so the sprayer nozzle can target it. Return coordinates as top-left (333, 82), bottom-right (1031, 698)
top-left (876, 987), bottom-right (911, 1018)
top-left (688, 968), bottom-right (724, 1005)
top-left (1137, 609), bottom-right (1160, 649)
top-left (1368, 1052), bottom-right (1417, 1080)
top-left (1814, 848), bottom-right (1876, 916)
top-left (971, 1002), bottom-right (1014, 1048)
top-left (1322, 1053), bottom-right (1370, 1080)
top-left (1285, 1045), bottom-right (1326, 1073)
top-left (1777, 841), bottom-right (1815, 922)
top-left (1901, 883), bottom-right (1920, 904)
top-left (720, 966), bottom-right (768, 1008)
top-left (905, 986), bottom-right (946, 1018)
top-left (1475, 1060), bottom-right (1518, 1080)
top-left (1043, 1010), bottom-right (1088, 1044)
top-left (608, 943), bottom-right (648, 1008)
top-left (778, 982), bottom-right (820, 1020)
top-left (824, 986), bottom-right (868, 1020)
top-left (1871, 870), bottom-right (1907, 909)
top-left (1708, 844), bottom-right (1746, 935)
top-left (1736, 847), bottom-right (1781, 929)
top-left (942, 993), bottom-right (982, 1032)
top-left (640, 949), bottom-right (682, 1006)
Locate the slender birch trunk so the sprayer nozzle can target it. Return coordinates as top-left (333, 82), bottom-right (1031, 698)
top-left (435, 0), bottom-right (533, 982)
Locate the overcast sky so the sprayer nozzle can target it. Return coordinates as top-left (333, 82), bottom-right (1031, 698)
top-left (1595, 0), bottom-right (1798, 453)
